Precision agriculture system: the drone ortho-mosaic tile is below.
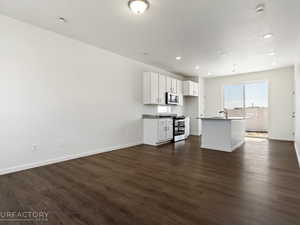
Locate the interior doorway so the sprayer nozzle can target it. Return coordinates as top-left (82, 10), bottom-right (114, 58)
top-left (223, 81), bottom-right (269, 138)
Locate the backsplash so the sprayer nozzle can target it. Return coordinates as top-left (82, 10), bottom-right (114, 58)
top-left (143, 105), bottom-right (184, 115)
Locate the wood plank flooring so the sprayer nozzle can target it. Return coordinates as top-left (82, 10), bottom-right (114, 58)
top-left (0, 136), bottom-right (300, 225)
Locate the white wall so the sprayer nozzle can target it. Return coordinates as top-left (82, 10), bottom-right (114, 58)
top-left (0, 15), bottom-right (183, 174)
top-left (295, 42), bottom-right (300, 165)
top-left (205, 67), bottom-right (295, 141)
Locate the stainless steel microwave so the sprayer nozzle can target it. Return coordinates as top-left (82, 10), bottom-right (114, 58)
top-left (166, 92), bottom-right (179, 105)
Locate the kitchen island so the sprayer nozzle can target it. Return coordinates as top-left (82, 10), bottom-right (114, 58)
top-left (199, 117), bottom-right (246, 152)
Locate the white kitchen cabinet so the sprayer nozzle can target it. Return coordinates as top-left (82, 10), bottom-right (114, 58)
top-left (144, 72), bottom-right (166, 105)
top-left (166, 77), bottom-right (177, 94)
top-left (178, 95), bottom-right (184, 106)
top-left (183, 81), bottom-right (193, 96)
top-left (193, 82), bottom-right (199, 96)
top-left (184, 117), bottom-right (190, 139)
top-left (183, 80), bottom-right (199, 97)
top-left (176, 80), bottom-right (183, 106)
top-left (143, 118), bottom-right (173, 146)
top-left (171, 78), bottom-right (177, 94)
top-left (158, 119), bottom-right (167, 142)
top-left (144, 72), bottom-right (184, 105)
top-left (166, 119), bottom-right (174, 140)
top-left (143, 72), bottom-right (159, 104)
top-left (166, 77), bottom-right (174, 93)
top-left (166, 76), bottom-right (172, 93)
top-left (177, 80), bottom-right (183, 95)
top-left (158, 74), bottom-right (166, 105)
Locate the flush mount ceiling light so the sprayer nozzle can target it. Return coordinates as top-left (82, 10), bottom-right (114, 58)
top-left (175, 56), bottom-right (182, 60)
top-left (128, 0), bottom-right (150, 14)
top-left (263, 33), bottom-right (273, 39)
top-left (268, 52), bottom-right (276, 56)
top-left (195, 65), bottom-right (200, 70)
top-left (255, 3), bottom-right (265, 14)
top-left (58, 17), bottom-right (67, 23)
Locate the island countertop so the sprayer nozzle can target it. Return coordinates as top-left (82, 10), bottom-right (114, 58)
top-left (197, 117), bottom-right (245, 120)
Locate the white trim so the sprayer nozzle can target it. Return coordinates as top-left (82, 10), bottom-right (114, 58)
top-left (0, 142), bottom-right (142, 176)
top-left (295, 142), bottom-right (300, 168)
top-left (268, 136), bottom-right (294, 142)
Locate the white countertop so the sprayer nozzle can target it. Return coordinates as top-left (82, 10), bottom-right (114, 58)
top-left (197, 116), bottom-right (245, 120)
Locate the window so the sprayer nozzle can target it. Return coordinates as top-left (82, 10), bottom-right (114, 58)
top-left (223, 81), bottom-right (269, 136)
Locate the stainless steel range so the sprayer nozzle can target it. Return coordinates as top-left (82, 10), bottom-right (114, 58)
top-left (173, 116), bottom-right (186, 142)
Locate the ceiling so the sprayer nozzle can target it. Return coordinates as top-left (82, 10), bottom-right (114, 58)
top-left (0, 0), bottom-right (300, 77)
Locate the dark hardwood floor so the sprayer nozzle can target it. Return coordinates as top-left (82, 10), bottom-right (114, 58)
top-left (0, 136), bottom-right (300, 225)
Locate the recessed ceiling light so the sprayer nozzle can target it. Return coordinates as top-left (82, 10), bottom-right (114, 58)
top-left (268, 52), bottom-right (276, 56)
top-left (272, 62), bottom-right (277, 66)
top-left (195, 66), bottom-right (200, 70)
top-left (58, 17), bottom-right (67, 23)
top-left (128, 0), bottom-right (150, 14)
top-left (256, 4), bottom-right (265, 14)
top-left (263, 33), bottom-right (273, 39)
top-left (176, 56), bottom-right (182, 60)
top-left (208, 72), bottom-right (211, 75)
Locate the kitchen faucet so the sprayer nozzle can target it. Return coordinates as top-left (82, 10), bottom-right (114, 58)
top-left (219, 109), bottom-right (229, 119)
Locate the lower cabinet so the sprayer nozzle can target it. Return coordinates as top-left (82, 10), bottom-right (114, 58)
top-left (143, 118), bottom-right (173, 146)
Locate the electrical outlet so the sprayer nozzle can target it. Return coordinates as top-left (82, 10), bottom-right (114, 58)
top-left (32, 144), bottom-right (38, 151)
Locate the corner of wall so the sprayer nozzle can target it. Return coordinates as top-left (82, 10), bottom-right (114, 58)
top-left (295, 142), bottom-right (300, 168)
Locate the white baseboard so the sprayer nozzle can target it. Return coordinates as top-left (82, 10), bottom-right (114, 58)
top-left (190, 129), bottom-right (201, 136)
top-left (0, 141), bottom-right (142, 176)
top-left (268, 136), bottom-right (294, 141)
top-left (295, 142), bottom-right (300, 168)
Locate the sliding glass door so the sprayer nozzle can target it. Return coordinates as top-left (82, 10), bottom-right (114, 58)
top-left (244, 81), bottom-right (268, 134)
top-left (223, 84), bottom-right (245, 117)
top-left (223, 81), bottom-right (269, 137)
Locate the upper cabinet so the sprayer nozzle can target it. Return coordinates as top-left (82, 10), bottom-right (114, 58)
top-left (158, 74), bottom-right (166, 105)
top-left (183, 81), bottom-right (199, 97)
top-left (143, 72), bottom-right (183, 105)
top-left (166, 76), bottom-right (172, 93)
top-left (143, 72), bottom-right (159, 104)
top-left (171, 78), bottom-right (177, 94)
top-left (177, 80), bottom-right (183, 106)
top-left (177, 80), bottom-right (183, 95)
top-left (166, 77), bottom-right (177, 94)
top-left (193, 82), bottom-right (199, 96)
